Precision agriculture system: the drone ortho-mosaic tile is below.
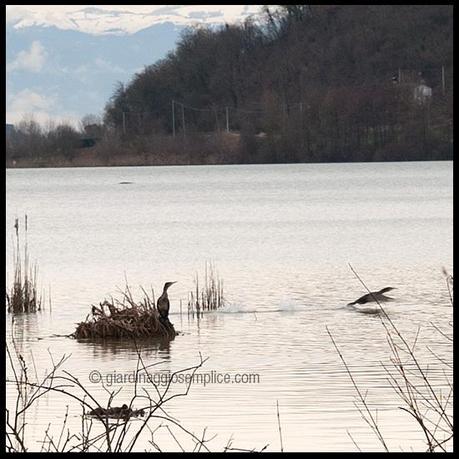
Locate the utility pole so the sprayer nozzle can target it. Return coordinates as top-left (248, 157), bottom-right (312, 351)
top-left (282, 103), bottom-right (287, 131)
top-left (172, 100), bottom-right (176, 138)
top-left (122, 111), bottom-right (126, 135)
top-left (442, 65), bottom-right (446, 94)
top-left (299, 102), bottom-right (304, 150)
top-left (213, 107), bottom-right (220, 132)
top-left (181, 103), bottom-right (186, 140)
top-left (225, 107), bottom-right (230, 133)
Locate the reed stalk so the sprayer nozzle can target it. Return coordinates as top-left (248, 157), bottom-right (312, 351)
top-left (187, 262), bottom-right (225, 317)
top-left (7, 216), bottom-right (42, 313)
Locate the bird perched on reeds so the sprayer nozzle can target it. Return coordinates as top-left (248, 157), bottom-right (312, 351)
top-left (157, 282), bottom-right (177, 322)
top-left (347, 287), bottom-right (396, 306)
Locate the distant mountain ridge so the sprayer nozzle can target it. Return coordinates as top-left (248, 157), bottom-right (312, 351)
top-left (7, 5), bottom-right (261, 35)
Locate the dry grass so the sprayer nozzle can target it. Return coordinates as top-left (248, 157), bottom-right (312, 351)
top-left (6, 216), bottom-right (42, 313)
top-left (188, 262), bottom-right (225, 317)
top-left (73, 285), bottom-right (176, 340)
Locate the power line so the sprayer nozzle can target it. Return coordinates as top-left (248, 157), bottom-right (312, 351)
top-left (121, 67), bottom-right (448, 136)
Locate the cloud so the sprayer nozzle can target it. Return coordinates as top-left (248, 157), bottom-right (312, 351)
top-left (94, 58), bottom-right (126, 74)
top-left (8, 41), bottom-right (47, 73)
top-left (7, 88), bottom-right (55, 125)
top-left (6, 88), bottom-right (84, 128)
top-left (9, 88), bottom-right (54, 113)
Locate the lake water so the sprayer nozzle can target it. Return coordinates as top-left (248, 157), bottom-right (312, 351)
top-left (6, 161), bottom-right (453, 452)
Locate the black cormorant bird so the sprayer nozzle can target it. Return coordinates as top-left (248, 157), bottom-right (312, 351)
top-left (347, 287), bottom-right (396, 306)
top-left (157, 281), bottom-right (177, 322)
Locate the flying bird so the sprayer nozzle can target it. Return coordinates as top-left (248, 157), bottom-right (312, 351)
top-left (347, 287), bottom-right (396, 306)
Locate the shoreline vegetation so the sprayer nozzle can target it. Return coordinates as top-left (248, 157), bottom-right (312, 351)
top-left (6, 5), bottom-right (453, 169)
top-left (5, 148), bottom-right (455, 170)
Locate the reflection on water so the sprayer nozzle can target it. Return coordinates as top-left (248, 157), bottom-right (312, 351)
top-left (6, 162), bottom-right (453, 451)
top-left (74, 336), bottom-right (174, 360)
top-left (345, 305), bottom-right (385, 315)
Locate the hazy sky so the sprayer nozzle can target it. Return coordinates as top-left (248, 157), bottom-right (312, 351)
top-left (6, 5), bottom-right (263, 127)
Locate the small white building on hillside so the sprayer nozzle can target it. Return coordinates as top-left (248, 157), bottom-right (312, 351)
top-left (414, 80), bottom-right (432, 103)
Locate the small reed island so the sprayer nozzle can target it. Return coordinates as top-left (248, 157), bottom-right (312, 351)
top-left (73, 282), bottom-right (177, 340)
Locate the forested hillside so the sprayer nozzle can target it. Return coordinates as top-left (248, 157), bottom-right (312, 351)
top-left (7, 5), bottom-right (453, 167)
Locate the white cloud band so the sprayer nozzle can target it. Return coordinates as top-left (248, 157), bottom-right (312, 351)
top-left (8, 40), bottom-right (47, 73)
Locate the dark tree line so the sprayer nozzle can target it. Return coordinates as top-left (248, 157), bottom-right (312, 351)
top-left (103, 5), bottom-right (453, 164)
top-left (7, 5), bottom-right (453, 167)
top-left (6, 116), bottom-right (105, 166)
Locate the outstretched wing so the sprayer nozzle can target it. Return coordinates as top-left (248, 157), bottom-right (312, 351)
top-left (378, 286), bottom-right (395, 294)
top-left (347, 293), bottom-right (371, 306)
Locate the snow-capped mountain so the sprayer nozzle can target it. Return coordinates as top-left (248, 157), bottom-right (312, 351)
top-left (7, 5), bottom-right (262, 35)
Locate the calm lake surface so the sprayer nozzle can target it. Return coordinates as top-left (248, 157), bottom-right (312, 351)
top-left (6, 161), bottom-right (453, 452)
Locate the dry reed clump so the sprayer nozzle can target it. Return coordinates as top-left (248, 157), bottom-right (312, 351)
top-left (188, 262), bottom-right (225, 317)
top-left (73, 286), bottom-right (176, 340)
top-left (6, 216), bottom-right (42, 313)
